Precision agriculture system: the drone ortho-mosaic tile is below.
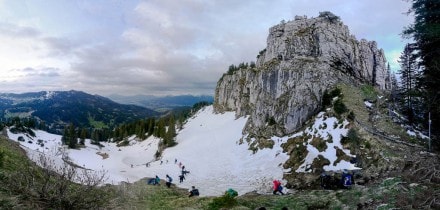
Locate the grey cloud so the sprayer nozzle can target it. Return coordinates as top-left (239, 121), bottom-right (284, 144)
top-left (0, 22), bottom-right (40, 38)
top-left (14, 67), bottom-right (61, 78)
top-left (42, 37), bottom-right (81, 57)
top-left (50, 0), bottom-right (412, 96)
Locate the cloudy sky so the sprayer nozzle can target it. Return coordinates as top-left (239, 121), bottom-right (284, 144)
top-left (0, 0), bottom-right (413, 96)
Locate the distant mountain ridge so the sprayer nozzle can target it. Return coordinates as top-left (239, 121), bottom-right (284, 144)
top-left (0, 90), bottom-right (159, 131)
top-left (108, 94), bottom-right (214, 111)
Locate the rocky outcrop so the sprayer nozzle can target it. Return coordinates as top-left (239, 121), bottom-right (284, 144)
top-left (214, 12), bottom-right (389, 137)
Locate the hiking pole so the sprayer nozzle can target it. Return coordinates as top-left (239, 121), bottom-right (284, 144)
top-left (429, 112), bottom-right (431, 152)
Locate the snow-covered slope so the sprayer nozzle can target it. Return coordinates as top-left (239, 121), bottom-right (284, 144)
top-left (7, 105), bottom-right (358, 196)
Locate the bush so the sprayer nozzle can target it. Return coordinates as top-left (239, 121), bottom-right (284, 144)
top-left (118, 140), bottom-right (129, 147)
top-left (3, 151), bottom-right (112, 209)
top-left (342, 128), bottom-right (361, 147)
top-left (347, 111), bottom-right (355, 121)
top-left (323, 87), bottom-right (342, 108)
top-left (208, 194), bottom-right (238, 210)
top-left (268, 117), bottom-right (277, 126)
top-left (330, 88), bottom-right (341, 97)
top-left (322, 90), bottom-right (332, 108)
top-left (0, 150), bottom-right (4, 168)
top-left (364, 141), bottom-right (371, 149)
top-left (334, 99), bottom-right (347, 115)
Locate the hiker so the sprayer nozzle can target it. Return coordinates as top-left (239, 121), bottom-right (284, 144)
top-left (175, 158), bottom-right (177, 164)
top-left (165, 174), bottom-right (173, 188)
top-left (272, 179), bottom-right (284, 195)
top-left (182, 165), bottom-right (185, 171)
top-left (182, 170), bottom-right (190, 176)
top-left (341, 169), bottom-right (353, 189)
top-left (160, 160), bottom-right (163, 165)
top-left (147, 178), bottom-right (156, 185)
top-left (225, 188), bottom-right (238, 197)
top-left (179, 174), bottom-right (185, 183)
top-left (155, 175), bottom-right (160, 185)
top-left (188, 186), bottom-right (200, 197)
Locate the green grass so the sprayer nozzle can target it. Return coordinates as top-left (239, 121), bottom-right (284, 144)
top-left (88, 116), bottom-right (109, 129)
top-left (360, 84), bottom-right (378, 100)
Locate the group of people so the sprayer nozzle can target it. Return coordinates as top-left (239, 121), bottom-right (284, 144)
top-left (145, 158), bottom-right (200, 197)
top-left (177, 161), bottom-right (190, 183)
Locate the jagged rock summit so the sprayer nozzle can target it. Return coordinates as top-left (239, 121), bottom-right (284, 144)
top-left (214, 12), bottom-right (389, 138)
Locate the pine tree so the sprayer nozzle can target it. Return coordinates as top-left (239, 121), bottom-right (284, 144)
top-left (66, 123), bottom-right (77, 149)
top-left (62, 126), bottom-right (68, 145)
top-left (404, 0), bottom-right (440, 142)
top-left (166, 115), bottom-right (177, 147)
top-left (80, 128), bottom-right (87, 145)
top-left (385, 63), bottom-right (392, 90)
top-left (155, 118), bottom-right (166, 138)
top-left (148, 118), bottom-right (155, 136)
top-left (397, 43), bottom-right (419, 123)
top-left (390, 72), bottom-right (399, 104)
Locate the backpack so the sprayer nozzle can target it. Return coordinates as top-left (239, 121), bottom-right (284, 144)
top-left (278, 185), bottom-right (283, 192)
top-left (343, 174), bottom-right (353, 187)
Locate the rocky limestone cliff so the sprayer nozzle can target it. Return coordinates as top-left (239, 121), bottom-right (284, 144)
top-left (214, 12), bottom-right (389, 138)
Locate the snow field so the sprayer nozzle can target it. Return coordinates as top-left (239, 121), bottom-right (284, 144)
top-left (7, 106), bottom-right (359, 196)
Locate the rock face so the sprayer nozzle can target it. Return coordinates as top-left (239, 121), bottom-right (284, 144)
top-left (214, 12), bottom-right (389, 137)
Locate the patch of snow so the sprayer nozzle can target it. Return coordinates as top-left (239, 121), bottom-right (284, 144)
top-left (45, 91), bottom-right (55, 99)
top-left (407, 130), bottom-right (416, 137)
top-left (295, 112), bottom-right (360, 172)
top-left (364, 101), bottom-right (373, 108)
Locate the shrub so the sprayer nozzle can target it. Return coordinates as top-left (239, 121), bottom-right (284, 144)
top-left (0, 149), bottom-right (4, 168)
top-left (319, 11), bottom-right (340, 23)
top-left (347, 128), bottom-right (360, 143)
top-left (322, 90), bottom-right (332, 107)
top-left (208, 193), bottom-right (237, 210)
top-left (268, 117), bottom-right (277, 126)
top-left (347, 111), bottom-right (355, 121)
top-left (330, 87), bottom-right (341, 97)
top-left (334, 99), bottom-right (347, 115)
top-left (364, 141), bottom-right (371, 149)
top-left (342, 128), bottom-right (361, 148)
top-left (3, 151), bottom-right (112, 209)
top-left (119, 140), bottom-right (129, 147)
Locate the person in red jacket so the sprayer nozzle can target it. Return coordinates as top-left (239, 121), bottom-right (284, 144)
top-left (273, 180), bottom-right (284, 195)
